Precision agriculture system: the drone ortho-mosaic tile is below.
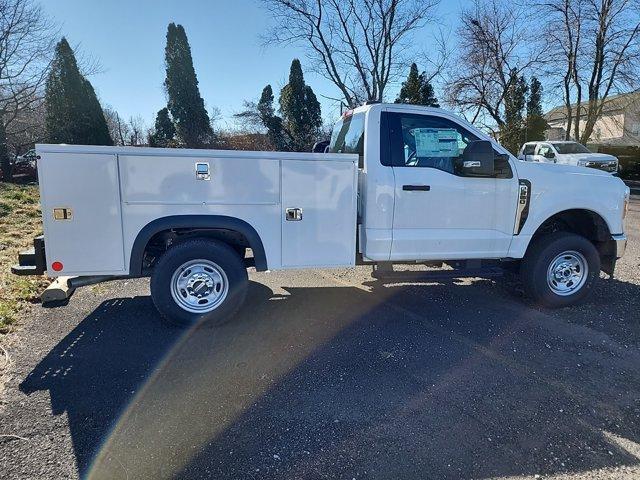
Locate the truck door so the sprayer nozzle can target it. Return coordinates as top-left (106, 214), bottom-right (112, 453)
top-left (384, 111), bottom-right (518, 260)
top-left (38, 152), bottom-right (125, 274)
top-left (534, 143), bottom-right (556, 163)
top-left (280, 158), bottom-right (358, 268)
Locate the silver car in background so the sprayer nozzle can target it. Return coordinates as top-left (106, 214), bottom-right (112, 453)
top-left (518, 141), bottom-right (619, 173)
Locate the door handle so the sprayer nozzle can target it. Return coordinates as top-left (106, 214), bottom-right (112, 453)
top-left (402, 185), bottom-right (430, 191)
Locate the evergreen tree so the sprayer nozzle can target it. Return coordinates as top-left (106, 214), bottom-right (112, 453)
top-left (395, 63), bottom-right (439, 107)
top-left (257, 85), bottom-right (276, 122)
top-left (500, 69), bottom-right (528, 155)
top-left (45, 38), bottom-right (113, 145)
top-left (149, 107), bottom-right (176, 147)
top-left (164, 23), bottom-right (212, 148)
top-left (525, 77), bottom-right (548, 142)
top-left (82, 78), bottom-right (113, 145)
top-left (257, 85), bottom-right (288, 151)
top-left (279, 59), bottom-right (322, 152)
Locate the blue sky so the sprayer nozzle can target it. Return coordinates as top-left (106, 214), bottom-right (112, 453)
top-left (42, 0), bottom-right (463, 129)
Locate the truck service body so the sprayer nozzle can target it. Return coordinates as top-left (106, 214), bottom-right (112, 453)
top-left (13, 103), bottom-right (630, 325)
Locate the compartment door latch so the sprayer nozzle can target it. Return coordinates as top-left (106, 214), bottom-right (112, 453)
top-left (53, 208), bottom-right (73, 220)
top-left (195, 162), bottom-right (211, 180)
top-left (285, 208), bottom-right (303, 221)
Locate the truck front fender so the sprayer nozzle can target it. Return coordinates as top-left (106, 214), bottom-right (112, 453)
top-left (129, 215), bottom-right (268, 275)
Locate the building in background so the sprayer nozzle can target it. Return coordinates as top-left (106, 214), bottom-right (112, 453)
top-left (545, 92), bottom-right (640, 146)
top-left (545, 92), bottom-right (640, 178)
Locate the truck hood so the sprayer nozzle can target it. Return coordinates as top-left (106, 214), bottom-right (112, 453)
top-left (557, 153), bottom-right (618, 163)
top-left (513, 157), bottom-right (629, 238)
top-left (515, 159), bottom-right (613, 177)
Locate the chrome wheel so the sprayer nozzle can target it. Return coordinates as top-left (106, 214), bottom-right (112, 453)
top-left (546, 250), bottom-right (588, 296)
top-left (170, 259), bottom-right (228, 313)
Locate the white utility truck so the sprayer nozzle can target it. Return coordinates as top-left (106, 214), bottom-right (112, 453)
top-left (518, 141), bottom-right (619, 173)
top-left (13, 103), bottom-right (629, 326)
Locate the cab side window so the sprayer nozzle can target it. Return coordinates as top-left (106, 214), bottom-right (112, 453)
top-left (329, 112), bottom-right (365, 168)
top-left (536, 144), bottom-right (553, 157)
top-left (383, 112), bottom-right (512, 178)
top-left (388, 113), bottom-right (474, 174)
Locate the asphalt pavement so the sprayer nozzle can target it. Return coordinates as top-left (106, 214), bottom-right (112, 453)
top-left (1, 198), bottom-right (640, 480)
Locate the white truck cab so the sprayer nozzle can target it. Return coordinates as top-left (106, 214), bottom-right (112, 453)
top-left (13, 103), bottom-right (630, 326)
top-left (518, 140), bottom-right (619, 174)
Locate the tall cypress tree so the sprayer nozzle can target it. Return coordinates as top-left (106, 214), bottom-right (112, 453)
top-left (257, 85), bottom-right (287, 151)
top-left (164, 23), bottom-right (212, 148)
top-left (149, 107), bottom-right (176, 147)
top-left (500, 69), bottom-right (528, 155)
top-left (279, 59), bottom-right (321, 152)
top-left (395, 63), bottom-right (439, 107)
top-left (45, 38), bottom-right (112, 145)
top-left (525, 77), bottom-right (548, 141)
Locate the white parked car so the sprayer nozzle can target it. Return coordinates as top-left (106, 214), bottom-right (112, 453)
top-left (518, 141), bottom-right (619, 173)
top-left (13, 103), bottom-right (629, 326)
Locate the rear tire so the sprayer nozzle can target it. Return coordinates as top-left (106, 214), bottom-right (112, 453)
top-left (521, 232), bottom-right (600, 308)
top-left (150, 239), bottom-right (248, 327)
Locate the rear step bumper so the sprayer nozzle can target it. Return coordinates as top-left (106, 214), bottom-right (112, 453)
top-left (11, 235), bottom-right (46, 276)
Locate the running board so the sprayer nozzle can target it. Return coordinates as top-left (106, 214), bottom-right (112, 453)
top-left (372, 265), bottom-right (504, 281)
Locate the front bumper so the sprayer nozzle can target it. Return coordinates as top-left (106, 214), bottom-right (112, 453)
top-left (613, 234), bottom-right (627, 259)
top-left (580, 160), bottom-right (618, 173)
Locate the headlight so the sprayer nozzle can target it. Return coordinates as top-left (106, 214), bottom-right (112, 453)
top-left (577, 160), bottom-right (588, 166)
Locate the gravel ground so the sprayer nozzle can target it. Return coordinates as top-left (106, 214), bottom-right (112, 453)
top-left (0, 198), bottom-right (639, 480)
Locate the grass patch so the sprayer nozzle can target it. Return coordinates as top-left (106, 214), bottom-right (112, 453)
top-left (0, 201), bottom-right (12, 216)
top-left (0, 182), bottom-right (49, 334)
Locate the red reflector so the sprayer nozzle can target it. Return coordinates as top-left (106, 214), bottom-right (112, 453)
top-left (52, 261), bottom-right (63, 272)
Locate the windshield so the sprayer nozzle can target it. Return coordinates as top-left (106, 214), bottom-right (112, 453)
top-left (329, 113), bottom-right (365, 156)
top-left (551, 142), bottom-right (591, 154)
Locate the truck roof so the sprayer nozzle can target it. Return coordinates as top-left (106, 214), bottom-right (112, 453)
top-left (349, 102), bottom-right (444, 116)
top-left (523, 140), bottom-right (578, 145)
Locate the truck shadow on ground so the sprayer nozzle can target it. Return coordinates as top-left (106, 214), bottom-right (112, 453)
top-left (20, 276), bottom-right (640, 480)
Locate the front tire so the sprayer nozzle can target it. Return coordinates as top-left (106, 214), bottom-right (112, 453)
top-left (150, 239), bottom-right (248, 327)
top-left (521, 232), bottom-right (600, 308)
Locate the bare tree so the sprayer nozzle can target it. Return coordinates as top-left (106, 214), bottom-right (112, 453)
top-left (540, 0), bottom-right (639, 143)
top-left (104, 108), bottom-right (149, 146)
top-left (127, 115), bottom-right (147, 146)
top-left (537, 0), bottom-right (586, 140)
top-left (445, 0), bottom-right (546, 131)
top-left (5, 94), bottom-right (45, 153)
top-left (0, 0), bottom-right (55, 178)
top-left (261, 0), bottom-right (439, 107)
top-left (104, 107), bottom-right (129, 146)
top-left (578, 0), bottom-right (640, 143)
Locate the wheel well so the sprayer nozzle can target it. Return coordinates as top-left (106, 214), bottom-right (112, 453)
top-left (142, 228), bottom-right (249, 273)
top-left (530, 209), bottom-right (616, 274)
top-left (129, 215), bottom-right (268, 275)
top-left (532, 209), bottom-right (611, 243)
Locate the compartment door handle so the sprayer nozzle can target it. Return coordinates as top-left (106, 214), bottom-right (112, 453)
top-left (285, 208), bottom-right (303, 221)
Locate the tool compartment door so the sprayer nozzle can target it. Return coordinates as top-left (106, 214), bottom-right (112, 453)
top-left (39, 152), bottom-right (125, 275)
top-left (281, 159), bottom-right (357, 268)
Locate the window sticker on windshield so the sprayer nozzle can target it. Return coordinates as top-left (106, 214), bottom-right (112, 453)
top-left (413, 128), bottom-right (459, 157)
